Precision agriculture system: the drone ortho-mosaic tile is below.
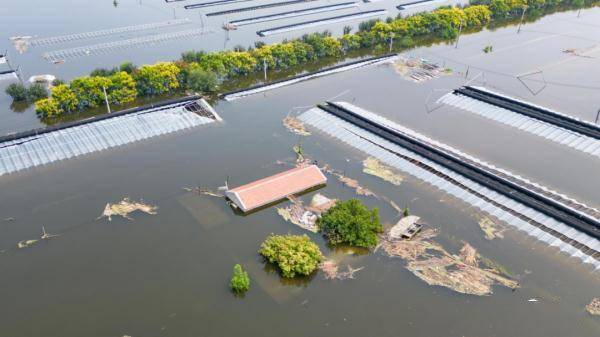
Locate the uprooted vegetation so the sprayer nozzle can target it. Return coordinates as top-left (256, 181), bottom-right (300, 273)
top-left (380, 228), bottom-right (518, 296)
top-left (320, 259), bottom-right (364, 280)
top-left (478, 216), bottom-right (506, 240)
top-left (283, 116), bottom-right (311, 136)
top-left (98, 197), bottom-right (157, 221)
top-left (362, 157), bottom-right (403, 185)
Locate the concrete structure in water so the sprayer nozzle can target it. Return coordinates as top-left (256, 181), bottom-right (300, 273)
top-left (225, 165), bottom-right (327, 213)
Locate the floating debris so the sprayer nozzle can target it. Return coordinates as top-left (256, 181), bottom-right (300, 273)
top-left (381, 228), bottom-right (518, 296)
top-left (478, 217), bottom-right (506, 240)
top-left (586, 298), bottom-right (600, 316)
top-left (3, 217), bottom-right (15, 222)
top-left (322, 165), bottom-right (376, 197)
top-left (184, 187), bottom-right (224, 198)
top-left (362, 157), bottom-right (403, 185)
top-left (28, 74), bottom-right (56, 85)
top-left (277, 194), bottom-right (337, 232)
top-left (320, 259), bottom-right (364, 280)
top-left (389, 215), bottom-right (423, 240)
top-left (283, 116), bottom-right (311, 136)
top-left (17, 239), bottom-right (38, 249)
top-left (10, 36), bottom-right (31, 53)
top-left (16, 226), bottom-right (59, 249)
top-left (562, 48), bottom-right (595, 58)
top-left (98, 198), bottom-right (157, 221)
top-left (394, 56), bottom-right (451, 83)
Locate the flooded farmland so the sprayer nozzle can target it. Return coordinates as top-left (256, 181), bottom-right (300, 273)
top-left (1, 1), bottom-right (600, 337)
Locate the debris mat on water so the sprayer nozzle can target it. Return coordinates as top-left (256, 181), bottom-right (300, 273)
top-left (283, 116), bottom-right (311, 136)
top-left (362, 157), bottom-right (403, 185)
top-left (587, 298), bottom-right (600, 316)
top-left (478, 216), bottom-right (506, 240)
top-left (394, 56), bottom-right (451, 83)
top-left (277, 194), bottom-right (337, 232)
top-left (98, 198), bottom-right (157, 221)
top-left (322, 164), bottom-right (377, 197)
top-left (381, 228), bottom-right (518, 296)
top-left (320, 259), bottom-right (364, 280)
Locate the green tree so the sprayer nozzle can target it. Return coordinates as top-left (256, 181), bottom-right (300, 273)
top-left (5, 83), bottom-right (28, 101)
top-left (259, 234), bottom-right (323, 278)
top-left (134, 62), bottom-right (181, 96)
top-left (35, 98), bottom-right (60, 117)
top-left (108, 71), bottom-right (137, 105)
top-left (318, 199), bottom-right (382, 248)
top-left (119, 62), bottom-right (137, 74)
top-left (69, 76), bottom-right (111, 109)
top-left (26, 83), bottom-right (48, 102)
top-left (50, 85), bottom-right (78, 113)
top-left (186, 68), bottom-right (218, 93)
top-left (230, 264), bottom-right (250, 294)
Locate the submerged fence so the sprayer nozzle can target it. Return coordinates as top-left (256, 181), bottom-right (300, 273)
top-left (206, 0), bottom-right (319, 16)
top-left (257, 9), bottom-right (388, 36)
top-left (43, 28), bottom-right (214, 63)
top-left (438, 86), bottom-right (600, 158)
top-left (299, 102), bottom-right (600, 270)
top-left (221, 54), bottom-right (398, 101)
top-left (185, 0), bottom-right (257, 9)
top-left (397, 0), bottom-right (447, 10)
top-left (229, 2), bottom-right (359, 27)
top-left (0, 97), bottom-right (221, 177)
top-left (29, 19), bottom-right (192, 47)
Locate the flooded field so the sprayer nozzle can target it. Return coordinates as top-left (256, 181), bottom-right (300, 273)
top-left (1, 2), bottom-right (600, 337)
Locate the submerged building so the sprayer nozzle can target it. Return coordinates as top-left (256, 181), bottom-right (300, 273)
top-left (225, 164), bottom-right (327, 213)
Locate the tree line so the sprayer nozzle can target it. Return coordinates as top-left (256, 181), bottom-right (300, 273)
top-left (14, 0), bottom-right (592, 118)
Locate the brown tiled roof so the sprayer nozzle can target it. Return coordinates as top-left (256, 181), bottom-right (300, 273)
top-left (226, 165), bottom-right (327, 212)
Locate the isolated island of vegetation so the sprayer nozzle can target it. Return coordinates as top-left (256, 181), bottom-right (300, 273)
top-left (230, 264), bottom-right (251, 294)
top-left (6, 0), bottom-right (592, 118)
top-left (318, 199), bottom-right (383, 248)
top-left (259, 234), bottom-right (323, 278)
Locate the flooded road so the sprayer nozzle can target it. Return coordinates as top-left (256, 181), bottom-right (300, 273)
top-left (1, 3), bottom-right (600, 337)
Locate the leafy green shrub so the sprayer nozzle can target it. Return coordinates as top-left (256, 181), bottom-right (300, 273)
top-left (187, 68), bottom-right (218, 93)
top-left (26, 83), bottom-right (48, 102)
top-left (5, 83), bottom-right (28, 101)
top-left (318, 199), bottom-right (382, 248)
top-left (230, 264), bottom-right (250, 294)
top-left (259, 234), bottom-right (323, 278)
top-left (119, 62), bottom-right (137, 74)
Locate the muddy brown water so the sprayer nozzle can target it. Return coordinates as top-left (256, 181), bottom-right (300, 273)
top-left (1, 3), bottom-right (600, 337)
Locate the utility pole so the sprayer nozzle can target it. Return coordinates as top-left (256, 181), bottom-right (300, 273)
top-left (517, 6), bottom-right (528, 33)
top-left (102, 86), bottom-right (111, 113)
top-left (455, 21), bottom-right (463, 49)
top-left (263, 58), bottom-right (267, 81)
top-left (173, 8), bottom-right (176, 19)
top-left (389, 33), bottom-right (394, 53)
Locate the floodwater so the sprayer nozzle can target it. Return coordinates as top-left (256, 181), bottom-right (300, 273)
top-left (1, 2), bottom-right (600, 337)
